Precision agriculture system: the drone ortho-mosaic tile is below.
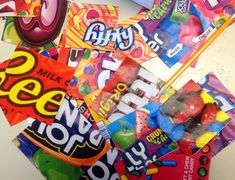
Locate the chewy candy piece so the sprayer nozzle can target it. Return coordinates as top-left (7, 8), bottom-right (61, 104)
top-left (160, 80), bottom-right (230, 155)
top-left (131, 0), bottom-right (155, 9)
top-left (0, 46), bottom-right (75, 125)
top-left (17, 98), bottom-right (111, 167)
top-left (135, 108), bottom-right (151, 139)
top-left (170, 0), bottom-right (191, 24)
top-left (33, 149), bottom-right (84, 180)
top-left (198, 73), bottom-right (235, 156)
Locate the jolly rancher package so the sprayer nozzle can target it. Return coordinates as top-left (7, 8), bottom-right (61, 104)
top-left (0, 46), bottom-right (75, 125)
top-left (13, 98), bottom-right (111, 180)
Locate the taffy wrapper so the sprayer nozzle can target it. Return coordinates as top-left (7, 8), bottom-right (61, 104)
top-left (198, 73), bottom-right (235, 156)
top-left (0, 46), bottom-right (75, 125)
top-left (65, 2), bottom-right (119, 51)
top-left (91, 57), bottom-right (163, 123)
top-left (159, 80), bottom-right (231, 155)
top-left (2, 0), bottom-right (67, 48)
top-left (136, 1), bottom-right (215, 67)
top-left (191, 0), bottom-right (235, 26)
top-left (0, 0), bottom-right (40, 17)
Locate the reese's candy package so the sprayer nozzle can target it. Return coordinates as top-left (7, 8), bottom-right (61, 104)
top-left (0, 46), bottom-right (75, 125)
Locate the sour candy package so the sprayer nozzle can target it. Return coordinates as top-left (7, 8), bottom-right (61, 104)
top-left (135, 1), bottom-right (214, 67)
top-left (159, 80), bottom-right (231, 155)
top-left (0, 46), bottom-right (75, 125)
top-left (0, 0), bottom-right (15, 16)
top-left (199, 73), bottom-right (235, 156)
top-left (13, 98), bottom-right (111, 169)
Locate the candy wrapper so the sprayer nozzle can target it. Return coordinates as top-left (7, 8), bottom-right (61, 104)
top-left (191, 0), bottom-right (235, 26)
top-left (0, 46), bottom-right (75, 125)
top-left (0, 0), bottom-right (15, 16)
top-left (91, 57), bottom-right (163, 123)
top-left (149, 141), bottom-right (214, 180)
top-left (13, 98), bottom-right (111, 179)
top-left (114, 10), bottom-right (157, 63)
top-left (2, 0), bottom-right (68, 47)
top-left (135, 1), bottom-right (214, 67)
top-left (0, 0), bottom-right (41, 17)
top-left (198, 73), bottom-right (235, 156)
top-left (81, 140), bottom-right (121, 180)
top-left (65, 2), bottom-right (119, 51)
top-left (159, 80), bottom-right (231, 155)
top-left (66, 49), bottom-right (122, 99)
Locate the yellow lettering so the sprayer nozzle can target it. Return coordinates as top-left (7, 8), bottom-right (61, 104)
top-left (6, 50), bottom-right (36, 75)
top-left (9, 79), bottom-right (41, 104)
top-left (36, 91), bottom-right (65, 116)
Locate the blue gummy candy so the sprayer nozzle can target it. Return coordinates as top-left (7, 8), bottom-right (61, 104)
top-left (208, 122), bottom-right (224, 133)
top-left (169, 125), bottom-right (185, 142)
top-left (157, 112), bottom-right (173, 133)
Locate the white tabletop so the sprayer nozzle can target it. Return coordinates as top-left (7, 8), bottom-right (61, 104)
top-left (0, 0), bottom-right (235, 179)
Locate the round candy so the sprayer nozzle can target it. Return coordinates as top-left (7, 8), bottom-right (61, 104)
top-left (70, 76), bottom-right (78, 86)
top-left (79, 84), bottom-right (91, 95)
top-left (208, 122), bottom-right (224, 133)
top-left (201, 103), bottom-right (218, 125)
top-left (200, 91), bottom-right (215, 104)
top-left (169, 125), bottom-right (185, 142)
top-left (196, 132), bottom-right (217, 148)
top-left (83, 63), bottom-right (95, 74)
top-left (216, 110), bottom-right (230, 123)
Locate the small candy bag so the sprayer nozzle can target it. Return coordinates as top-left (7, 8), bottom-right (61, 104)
top-left (159, 80), bottom-right (231, 155)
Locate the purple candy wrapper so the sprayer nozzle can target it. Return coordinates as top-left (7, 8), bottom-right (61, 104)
top-left (198, 73), bottom-right (235, 156)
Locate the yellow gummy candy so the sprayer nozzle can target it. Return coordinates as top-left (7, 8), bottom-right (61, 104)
top-left (216, 110), bottom-right (230, 122)
top-left (146, 168), bottom-right (159, 175)
top-left (200, 91), bottom-right (214, 104)
top-left (121, 175), bottom-right (128, 180)
top-left (196, 132), bottom-right (217, 148)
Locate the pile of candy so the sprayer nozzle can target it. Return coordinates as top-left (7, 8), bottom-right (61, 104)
top-left (0, 0), bottom-right (235, 179)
